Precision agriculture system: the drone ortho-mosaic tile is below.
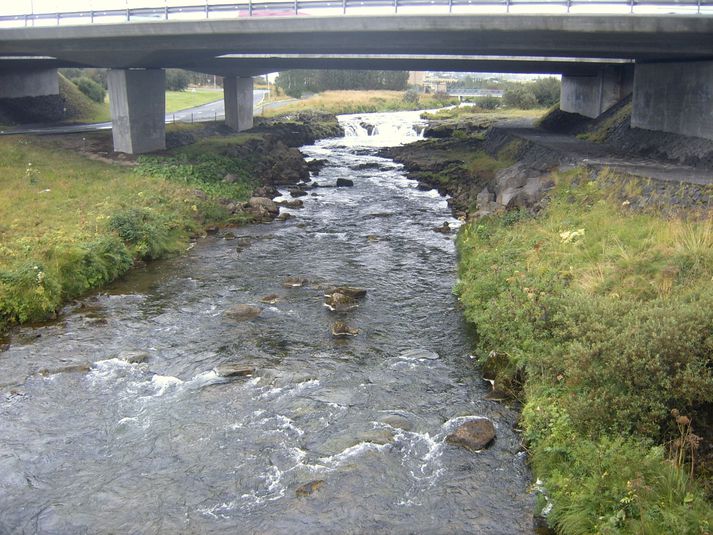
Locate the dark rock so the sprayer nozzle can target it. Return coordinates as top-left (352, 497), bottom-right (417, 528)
top-left (433, 222), bottom-right (451, 234)
top-left (380, 415), bottom-right (413, 431)
top-left (253, 185), bottom-right (279, 199)
top-left (446, 419), bottom-right (496, 452)
top-left (224, 304), bottom-right (262, 321)
top-left (222, 232), bottom-right (237, 240)
top-left (215, 363), bottom-right (255, 377)
top-left (277, 199), bottom-right (304, 209)
top-left (307, 158), bottom-right (328, 176)
top-left (296, 480), bottom-right (325, 497)
top-left (276, 212), bottom-right (293, 221)
top-left (289, 188), bottom-right (308, 198)
top-left (336, 178), bottom-right (354, 187)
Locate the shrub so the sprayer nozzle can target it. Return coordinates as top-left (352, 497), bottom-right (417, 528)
top-left (71, 76), bottom-right (106, 103)
top-left (475, 95), bottom-right (500, 110)
top-left (402, 89), bottom-right (419, 104)
top-left (108, 208), bottom-right (178, 260)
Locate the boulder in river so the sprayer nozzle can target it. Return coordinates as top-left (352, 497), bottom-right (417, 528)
top-left (283, 276), bottom-right (309, 288)
top-left (433, 222), bottom-right (452, 234)
top-left (446, 418), bottom-right (496, 452)
top-left (38, 363), bottom-right (92, 376)
top-left (277, 199), bottom-right (304, 209)
top-left (336, 178), bottom-right (354, 187)
top-left (260, 294), bottom-right (281, 304)
top-left (224, 304), bottom-right (262, 321)
top-left (248, 197), bottom-right (278, 214)
top-left (324, 292), bottom-right (359, 312)
top-left (331, 321), bottom-right (359, 337)
top-left (276, 212), bottom-right (293, 222)
top-left (214, 363), bottom-right (255, 378)
top-left (327, 286), bottom-right (367, 299)
top-left (288, 187), bottom-right (309, 198)
top-left (296, 480), bottom-right (325, 497)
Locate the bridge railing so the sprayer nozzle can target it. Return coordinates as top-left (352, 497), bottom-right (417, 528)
top-left (1, 0), bottom-right (711, 27)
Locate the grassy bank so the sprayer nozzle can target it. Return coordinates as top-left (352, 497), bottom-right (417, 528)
top-left (0, 131), bottom-right (260, 334)
top-left (262, 90), bottom-right (457, 116)
top-left (456, 169), bottom-right (713, 533)
top-left (165, 89), bottom-right (223, 114)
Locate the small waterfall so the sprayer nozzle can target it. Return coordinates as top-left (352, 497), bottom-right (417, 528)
top-left (339, 111), bottom-right (428, 145)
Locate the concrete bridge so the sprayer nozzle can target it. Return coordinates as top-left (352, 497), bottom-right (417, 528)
top-left (1, 7), bottom-right (712, 152)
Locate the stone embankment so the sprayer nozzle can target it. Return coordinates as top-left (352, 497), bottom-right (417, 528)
top-left (383, 108), bottom-right (713, 221)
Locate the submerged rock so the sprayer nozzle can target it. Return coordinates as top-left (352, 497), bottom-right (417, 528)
top-left (38, 363), bottom-right (92, 376)
top-left (260, 294), bottom-right (281, 304)
top-left (117, 350), bottom-right (149, 364)
top-left (331, 321), bottom-right (359, 337)
top-left (446, 419), bottom-right (496, 452)
top-left (214, 363), bottom-right (255, 378)
top-left (336, 178), bottom-right (354, 187)
top-left (296, 480), bottom-right (325, 497)
top-left (224, 304), bottom-right (262, 321)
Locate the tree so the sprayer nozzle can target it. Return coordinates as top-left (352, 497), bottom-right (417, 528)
top-left (503, 86), bottom-right (538, 109)
top-left (531, 77), bottom-right (561, 107)
top-left (165, 69), bottom-right (190, 91)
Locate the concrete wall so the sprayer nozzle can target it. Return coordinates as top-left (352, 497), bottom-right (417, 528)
top-left (224, 77), bottom-right (253, 132)
top-left (108, 69), bottom-right (165, 154)
top-left (632, 61), bottom-right (713, 141)
top-left (0, 68), bottom-right (59, 99)
top-left (560, 66), bottom-right (633, 119)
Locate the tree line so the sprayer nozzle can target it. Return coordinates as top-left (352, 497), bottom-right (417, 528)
top-left (275, 70), bottom-right (409, 98)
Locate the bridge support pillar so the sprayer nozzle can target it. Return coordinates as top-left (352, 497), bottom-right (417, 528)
top-left (632, 61), bottom-right (713, 140)
top-left (0, 68), bottom-right (59, 99)
top-left (107, 69), bottom-right (165, 154)
top-left (224, 77), bottom-right (253, 131)
top-left (560, 65), bottom-right (633, 119)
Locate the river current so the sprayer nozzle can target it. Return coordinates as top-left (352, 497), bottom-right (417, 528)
top-left (0, 111), bottom-right (533, 534)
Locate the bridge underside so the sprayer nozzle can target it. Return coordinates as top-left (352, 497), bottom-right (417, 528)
top-left (0, 14), bottom-right (712, 152)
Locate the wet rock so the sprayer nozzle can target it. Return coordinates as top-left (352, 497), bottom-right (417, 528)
top-left (352, 162), bottom-right (390, 171)
top-left (399, 349), bottom-right (440, 361)
top-left (253, 185), bottom-right (279, 199)
top-left (324, 292), bottom-right (359, 312)
top-left (446, 419), bottom-right (496, 452)
top-left (117, 350), bottom-right (149, 364)
top-left (224, 304), bottom-right (262, 321)
top-left (260, 294), bottom-right (281, 304)
top-left (366, 235), bottom-right (381, 242)
top-left (433, 222), bottom-right (451, 234)
top-left (0, 343), bottom-right (9, 352)
top-left (296, 480), bottom-right (325, 497)
top-left (222, 232), bottom-right (237, 240)
top-left (214, 363), bottom-right (255, 377)
top-left (379, 414), bottom-right (413, 431)
top-left (327, 286), bottom-right (367, 299)
top-left (276, 199), bottom-right (304, 209)
top-left (417, 183), bottom-right (434, 192)
top-left (336, 178), bottom-right (354, 187)
top-left (248, 197), bottom-right (278, 214)
top-left (331, 321), bottom-right (359, 337)
top-left (307, 158), bottom-right (328, 176)
top-left (288, 188), bottom-right (308, 198)
top-left (282, 276), bottom-right (309, 288)
top-left (276, 212), bottom-right (293, 221)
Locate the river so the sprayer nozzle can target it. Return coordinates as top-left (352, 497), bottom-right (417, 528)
top-left (0, 110), bottom-right (533, 534)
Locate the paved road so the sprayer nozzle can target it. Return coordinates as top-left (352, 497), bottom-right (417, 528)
top-left (0, 89), bottom-right (269, 136)
top-left (500, 125), bottom-right (713, 185)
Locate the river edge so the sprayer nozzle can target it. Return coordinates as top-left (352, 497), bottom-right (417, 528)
top-left (380, 110), bottom-right (713, 533)
top-left (0, 112), bottom-right (343, 338)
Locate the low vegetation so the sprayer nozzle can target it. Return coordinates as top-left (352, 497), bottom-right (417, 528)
top-left (263, 90), bottom-right (457, 116)
top-left (456, 169), bottom-right (713, 533)
top-left (0, 131), bottom-right (259, 333)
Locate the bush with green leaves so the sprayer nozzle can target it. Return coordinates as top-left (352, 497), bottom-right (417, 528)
top-left (456, 170), bottom-right (713, 533)
top-left (71, 76), bottom-right (106, 103)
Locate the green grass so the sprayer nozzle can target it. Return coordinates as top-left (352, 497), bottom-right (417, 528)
top-left (421, 106), bottom-right (547, 122)
top-left (456, 169), bottom-right (713, 534)
top-left (263, 90), bottom-right (458, 116)
top-left (0, 132), bottom-right (261, 332)
top-left (165, 89), bottom-right (223, 114)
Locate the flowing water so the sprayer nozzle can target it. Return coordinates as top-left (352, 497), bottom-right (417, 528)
top-left (0, 110), bottom-right (533, 534)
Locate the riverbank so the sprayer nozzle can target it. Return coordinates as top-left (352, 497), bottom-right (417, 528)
top-left (386, 109), bottom-right (713, 533)
top-left (0, 113), bottom-right (342, 335)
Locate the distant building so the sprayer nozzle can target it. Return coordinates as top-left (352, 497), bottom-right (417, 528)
top-left (408, 71), bottom-right (426, 87)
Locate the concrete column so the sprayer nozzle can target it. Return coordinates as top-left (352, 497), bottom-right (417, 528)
top-left (107, 69), bottom-right (165, 154)
top-left (0, 68), bottom-right (59, 98)
top-left (632, 61), bottom-right (713, 141)
top-left (224, 77), bottom-right (254, 131)
top-left (560, 65), bottom-right (633, 119)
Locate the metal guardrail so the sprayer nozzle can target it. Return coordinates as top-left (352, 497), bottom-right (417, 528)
top-left (0, 0), bottom-right (710, 27)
